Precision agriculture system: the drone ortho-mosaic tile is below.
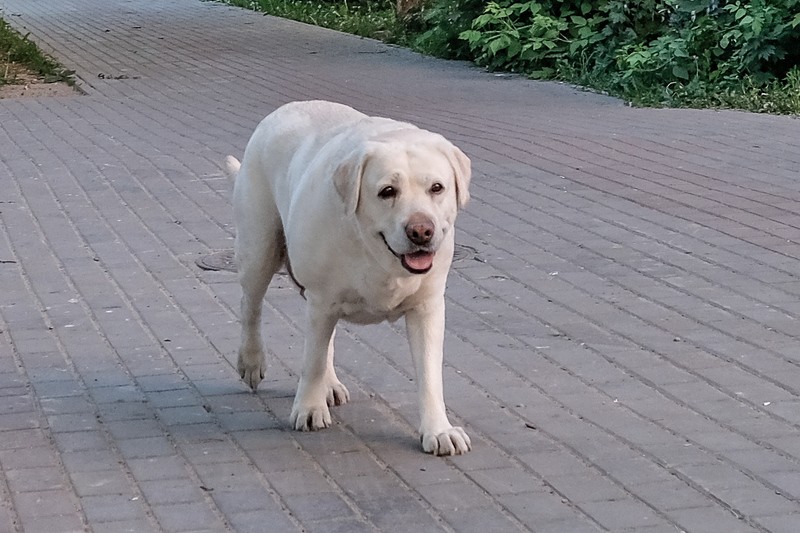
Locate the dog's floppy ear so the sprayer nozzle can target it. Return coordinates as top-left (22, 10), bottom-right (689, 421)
top-left (333, 148), bottom-right (369, 216)
top-left (446, 144), bottom-right (471, 208)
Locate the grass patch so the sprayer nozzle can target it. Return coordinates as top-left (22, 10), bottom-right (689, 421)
top-left (223, 0), bottom-right (408, 42)
top-left (0, 17), bottom-right (74, 85)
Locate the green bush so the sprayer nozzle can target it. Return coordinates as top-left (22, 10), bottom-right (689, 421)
top-left (224, 0), bottom-right (402, 40)
top-left (412, 0), bottom-right (485, 58)
top-left (415, 0), bottom-right (800, 111)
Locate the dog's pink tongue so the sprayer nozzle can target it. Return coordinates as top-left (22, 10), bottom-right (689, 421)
top-left (403, 251), bottom-right (434, 271)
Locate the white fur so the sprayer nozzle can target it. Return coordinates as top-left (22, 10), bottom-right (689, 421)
top-left (228, 100), bottom-right (471, 455)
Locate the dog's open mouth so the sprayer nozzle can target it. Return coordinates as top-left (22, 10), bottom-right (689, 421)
top-left (380, 233), bottom-right (434, 274)
top-left (401, 250), bottom-right (434, 274)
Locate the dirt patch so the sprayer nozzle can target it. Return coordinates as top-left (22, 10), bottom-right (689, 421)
top-left (0, 65), bottom-right (78, 99)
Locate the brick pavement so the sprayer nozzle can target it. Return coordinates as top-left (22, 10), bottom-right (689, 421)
top-left (1, 0), bottom-right (799, 531)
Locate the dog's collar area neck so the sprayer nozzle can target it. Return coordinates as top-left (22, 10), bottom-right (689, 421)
top-left (378, 232), bottom-right (433, 275)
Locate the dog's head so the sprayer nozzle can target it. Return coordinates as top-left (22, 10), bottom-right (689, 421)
top-left (333, 129), bottom-right (471, 275)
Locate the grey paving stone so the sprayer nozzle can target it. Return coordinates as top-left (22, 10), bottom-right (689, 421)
top-left (665, 506), bottom-right (761, 533)
top-left (226, 509), bottom-right (300, 533)
top-left (116, 436), bottom-right (176, 459)
top-left (13, 489), bottom-right (79, 517)
top-left (69, 469), bottom-right (132, 497)
top-left (127, 455), bottom-right (190, 482)
top-left (754, 513), bottom-right (800, 533)
top-left (16, 514), bottom-right (86, 533)
top-left (502, 490), bottom-right (594, 526)
top-left (90, 519), bottom-right (156, 533)
top-left (5, 467), bottom-right (65, 493)
top-left (151, 502), bottom-right (224, 532)
top-left (138, 478), bottom-right (207, 506)
top-left (266, 468), bottom-right (336, 496)
top-left (283, 492), bottom-right (355, 523)
top-left (577, 498), bottom-right (669, 530)
top-left (302, 517), bottom-right (374, 533)
top-left (80, 493), bottom-right (147, 524)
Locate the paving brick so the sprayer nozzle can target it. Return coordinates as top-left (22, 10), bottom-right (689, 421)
top-left (206, 488), bottom-right (276, 515)
top-left (665, 506), bottom-right (760, 533)
top-left (226, 509), bottom-right (300, 533)
top-left (69, 469), bottom-right (131, 497)
top-left (13, 489), bottom-right (78, 518)
top-left (138, 478), bottom-right (206, 505)
top-left (151, 502), bottom-right (223, 532)
top-left (283, 492), bottom-right (355, 523)
top-left (467, 466), bottom-right (547, 496)
top-left (502, 490), bottom-right (593, 526)
top-left (127, 455), bottom-right (190, 482)
top-left (60, 449), bottom-right (120, 473)
top-left (358, 494), bottom-right (444, 531)
top-left (156, 405), bottom-right (214, 426)
top-left (146, 388), bottom-right (200, 408)
top-left (266, 468), bottom-right (335, 496)
top-left (17, 514), bottom-right (86, 533)
top-left (5, 467), bottom-right (66, 493)
top-left (80, 493), bottom-right (147, 523)
top-left (116, 436), bottom-right (176, 459)
top-left (545, 472), bottom-right (630, 503)
top-left (754, 513), bottom-right (800, 533)
top-left (302, 517), bottom-right (374, 533)
top-left (0, 445), bottom-right (58, 470)
top-left (577, 498), bottom-right (668, 530)
top-left (53, 430), bottom-right (109, 452)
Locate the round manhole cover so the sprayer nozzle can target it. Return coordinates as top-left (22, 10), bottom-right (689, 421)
top-left (197, 244), bottom-right (477, 273)
top-left (196, 249), bottom-right (236, 272)
top-left (453, 243), bottom-right (478, 264)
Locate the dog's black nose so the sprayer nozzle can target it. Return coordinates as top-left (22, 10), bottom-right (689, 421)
top-left (406, 214), bottom-right (434, 245)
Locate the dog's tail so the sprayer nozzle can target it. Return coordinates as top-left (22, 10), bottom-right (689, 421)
top-left (224, 155), bottom-right (241, 182)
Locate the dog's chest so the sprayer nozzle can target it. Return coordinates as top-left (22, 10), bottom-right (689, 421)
top-left (330, 287), bottom-right (413, 324)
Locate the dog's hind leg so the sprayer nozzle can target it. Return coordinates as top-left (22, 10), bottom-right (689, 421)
top-left (235, 208), bottom-right (284, 391)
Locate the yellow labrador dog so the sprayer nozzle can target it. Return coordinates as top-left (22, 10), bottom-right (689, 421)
top-left (226, 101), bottom-right (471, 455)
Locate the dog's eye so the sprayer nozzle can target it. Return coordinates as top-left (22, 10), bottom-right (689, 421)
top-left (378, 186), bottom-right (397, 199)
top-left (430, 183), bottom-right (444, 195)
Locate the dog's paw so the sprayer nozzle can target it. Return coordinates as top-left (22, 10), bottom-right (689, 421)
top-left (290, 402), bottom-right (332, 431)
top-left (237, 351), bottom-right (266, 391)
top-left (326, 380), bottom-right (350, 407)
top-left (421, 426), bottom-right (471, 456)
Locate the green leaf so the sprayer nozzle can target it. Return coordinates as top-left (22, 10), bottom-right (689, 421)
top-left (459, 30), bottom-right (482, 44)
top-left (673, 65), bottom-right (690, 80)
top-left (488, 35), bottom-right (510, 54)
top-left (673, 47), bottom-right (689, 58)
top-left (474, 14), bottom-right (494, 28)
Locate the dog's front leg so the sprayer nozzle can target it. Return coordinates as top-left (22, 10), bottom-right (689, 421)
top-left (406, 298), bottom-right (471, 455)
top-left (290, 303), bottom-right (348, 430)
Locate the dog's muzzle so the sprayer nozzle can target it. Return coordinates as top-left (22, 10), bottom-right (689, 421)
top-left (380, 233), bottom-right (434, 274)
